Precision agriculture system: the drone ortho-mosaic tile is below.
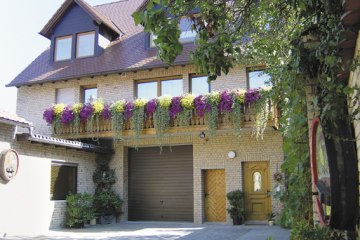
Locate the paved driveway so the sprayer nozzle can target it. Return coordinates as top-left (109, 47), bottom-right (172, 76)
top-left (3, 222), bottom-right (290, 240)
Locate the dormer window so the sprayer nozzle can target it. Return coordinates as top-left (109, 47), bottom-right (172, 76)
top-left (76, 31), bottom-right (95, 58)
top-left (54, 35), bottom-right (72, 62)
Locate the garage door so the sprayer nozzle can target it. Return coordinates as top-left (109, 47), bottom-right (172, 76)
top-left (128, 145), bottom-right (193, 221)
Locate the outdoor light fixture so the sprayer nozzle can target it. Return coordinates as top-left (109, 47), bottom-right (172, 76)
top-left (199, 131), bottom-right (206, 139)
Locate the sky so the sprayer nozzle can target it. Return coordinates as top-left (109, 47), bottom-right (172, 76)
top-left (0, 0), bottom-right (119, 114)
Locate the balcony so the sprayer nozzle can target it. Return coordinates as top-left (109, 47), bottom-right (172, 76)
top-left (51, 104), bottom-right (279, 139)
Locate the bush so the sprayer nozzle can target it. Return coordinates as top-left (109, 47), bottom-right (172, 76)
top-left (65, 192), bottom-right (94, 228)
top-left (94, 190), bottom-right (123, 215)
top-left (290, 220), bottom-right (331, 240)
top-left (226, 190), bottom-right (245, 220)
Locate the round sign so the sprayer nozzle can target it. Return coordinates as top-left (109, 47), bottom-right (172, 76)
top-left (310, 117), bottom-right (331, 226)
top-left (0, 149), bottom-right (19, 182)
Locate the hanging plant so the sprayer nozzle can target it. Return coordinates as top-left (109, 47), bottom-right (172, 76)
top-left (179, 94), bottom-right (195, 126)
top-left (231, 89), bottom-right (245, 137)
top-left (251, 87), bottom-right (272, 139)
top-left (154, 96), bottom-right (171, 138)
top-left (205, 91), bottom-right (220, 136)
top-left (90, 99), bottom-right (104, 133)
top-left (72, 103), bottom-right (83, 133)
top-left (131, 99), bottom-right (148, 139)
top-left (110, 100), bottom-right (126, 141)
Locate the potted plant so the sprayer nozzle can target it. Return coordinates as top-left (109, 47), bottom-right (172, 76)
top-left (65, 192), bottom-right (94, 228)
top-left (268, 212), bottom-right (276, 226)
top-left (226, 190), bottom-right (245, 225)
top-left (94, 190), bottom-right (123, 224)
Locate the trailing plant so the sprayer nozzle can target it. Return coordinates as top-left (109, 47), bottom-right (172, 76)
top-left (131, 99), bottom-right (148, 140)
top-left (72, 103), bottom-right (83, 133)
top-left (179, 94), bottom-right (195, 126)
top-left (65, 192), bottom-right (94, 228)
top-left (153, 96), bottom-right (171, 139)
top-left (231, 89), bottom-right (245, 138)
top-left (251, 87), bottom-right (272, 139)
top-left (111, 100), bottom-right (125, 141)
top-left (204, 91), bottom-right (221, 136)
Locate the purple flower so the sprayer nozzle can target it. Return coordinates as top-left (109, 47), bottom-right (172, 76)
top-left (43, 107), bottom-right (55, 124)
top-left (218, 90), bottom-right (234, 113)
top-left (194, 95), bottom-right (209, 117)
top-left (169, 97), bottom-right (182, 119)
top-left (146, 99), bottom-right (157, 117)
top-left (101, 105), bottom-right (111, 120)
top-left (245, 89), bottom-right (261, 105)
top-left (79, 103), bottom-right (93, 121)
top-left (123, 102), bottom-right (134, 120)
top-left (61, 106), bottom-right (74, 125)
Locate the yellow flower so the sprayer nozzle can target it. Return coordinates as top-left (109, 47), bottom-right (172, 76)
top-left (134, 98), bottom-right (148, 109)
top-left (54, 103), bottom-right (65, 116)
top-left (180, 94), bottom-right (195, 109)
top-left (235, 89), bottom-right (246, 104)
top-left (262, 86), bottom-right (272, 92)
top-left (206, 91), bottom-right (220, 104)
top-left (92, 99), bottom-right (104, 114)
top-left (112, 100), bottom-right (126, 113)
top-left (158, 95), bottom-right (172, 109)
top-left (72, 103), bottom-right (83, 114)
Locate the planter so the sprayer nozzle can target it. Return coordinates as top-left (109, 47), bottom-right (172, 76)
top-left (268, 220), bottom-right (274, 226)
top-left (100, 214), bottom-right (115, 224)
top-left (232, 216), bottom-right (243, 225)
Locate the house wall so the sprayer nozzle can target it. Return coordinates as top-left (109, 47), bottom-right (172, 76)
top-left (0, 123), bottom-right (96, 235)
top-left (16, 64), bottom-right (247, 135)
top-left (110, 130), bottom-right (284, 224)
top-left (347, 32), bottom-right (360, 236)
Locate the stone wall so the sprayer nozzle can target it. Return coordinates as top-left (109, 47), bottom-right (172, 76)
top-left (0, 123), bottom-right (96, 235)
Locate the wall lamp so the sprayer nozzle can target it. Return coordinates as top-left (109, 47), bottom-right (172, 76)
top-left (199, 131), bottom-right (206, 139)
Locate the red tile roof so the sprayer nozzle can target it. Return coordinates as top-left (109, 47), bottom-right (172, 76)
top-left (0, 109), bottom-right (32, 126)
top-left (7, 0), bottom-right (194, 87)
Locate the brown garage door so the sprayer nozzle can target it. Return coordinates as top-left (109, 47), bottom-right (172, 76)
top-left (128, 145), bottom-right (193, 221)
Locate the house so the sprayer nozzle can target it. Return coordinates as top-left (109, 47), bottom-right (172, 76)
top-left (5, 0), bottom-right (283, 230)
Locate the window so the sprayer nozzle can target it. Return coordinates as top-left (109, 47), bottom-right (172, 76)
top-left (56, 88), bottom-right (75, 105)
top-left (136, 77), bottom-right (183, 99)
top-left (50, 162), bottom-right (77, 200)
top-left (54, 35), bottom-right (72, 61)
top-left (76, 31), bottom-right (95, 58)
top-left (247, 69), bottom-right (271, 89)
top-left (149, 18), bottom-right (196, 48)
top-left (179, 18), bottom-right (196, 43)
top-left (82, 86), bottom-right (97, 103)
top-left (190, 75), bottom-right (210, 96)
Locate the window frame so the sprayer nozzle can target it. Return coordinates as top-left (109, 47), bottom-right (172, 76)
top-left (178, 17), bottom-right (197, 43)
top-left (50, 161), bottom-right (78, 201)
top-left (246, 66), bottom-right (270, 90)
top-left (76, 31), bottom-right (96, 59)
top-left (81, 85), bottom-right (97, 103)
top-left (189, 74), bottom-right (210, 95)
top-left (54, 35), bottom-right (73, 62)
top-left (135, 76), bottom-right (183, 98)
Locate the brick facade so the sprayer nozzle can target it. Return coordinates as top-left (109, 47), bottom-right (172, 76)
top-left (0, 123), bottom-right (96, 235)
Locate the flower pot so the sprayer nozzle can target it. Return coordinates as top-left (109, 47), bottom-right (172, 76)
top-left (268, 220), bottom-right (274, 226)
top-left (100, 214), bottom-right (115, 224)
top-left (232, 216), bottom-right (243, 225)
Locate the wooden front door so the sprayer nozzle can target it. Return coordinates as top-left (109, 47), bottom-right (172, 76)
top-left (204, 169), bottom-right (226, 222)
top-left (243, 162), bottom-right (271, 220)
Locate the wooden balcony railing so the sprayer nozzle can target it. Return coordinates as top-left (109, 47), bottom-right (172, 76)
top-left (52, 103), bottom-right (279, 139)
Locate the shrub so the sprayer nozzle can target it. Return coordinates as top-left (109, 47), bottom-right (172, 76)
top-left (226, 190), bottom-right (245, 220)
top-left (65, 192), bottom-right (94, 228)
top-left (94, 190), bottom-right (123, 215)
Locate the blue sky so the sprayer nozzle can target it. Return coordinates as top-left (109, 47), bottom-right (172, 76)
top-left (0, 0), bottom-right (118, 113)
